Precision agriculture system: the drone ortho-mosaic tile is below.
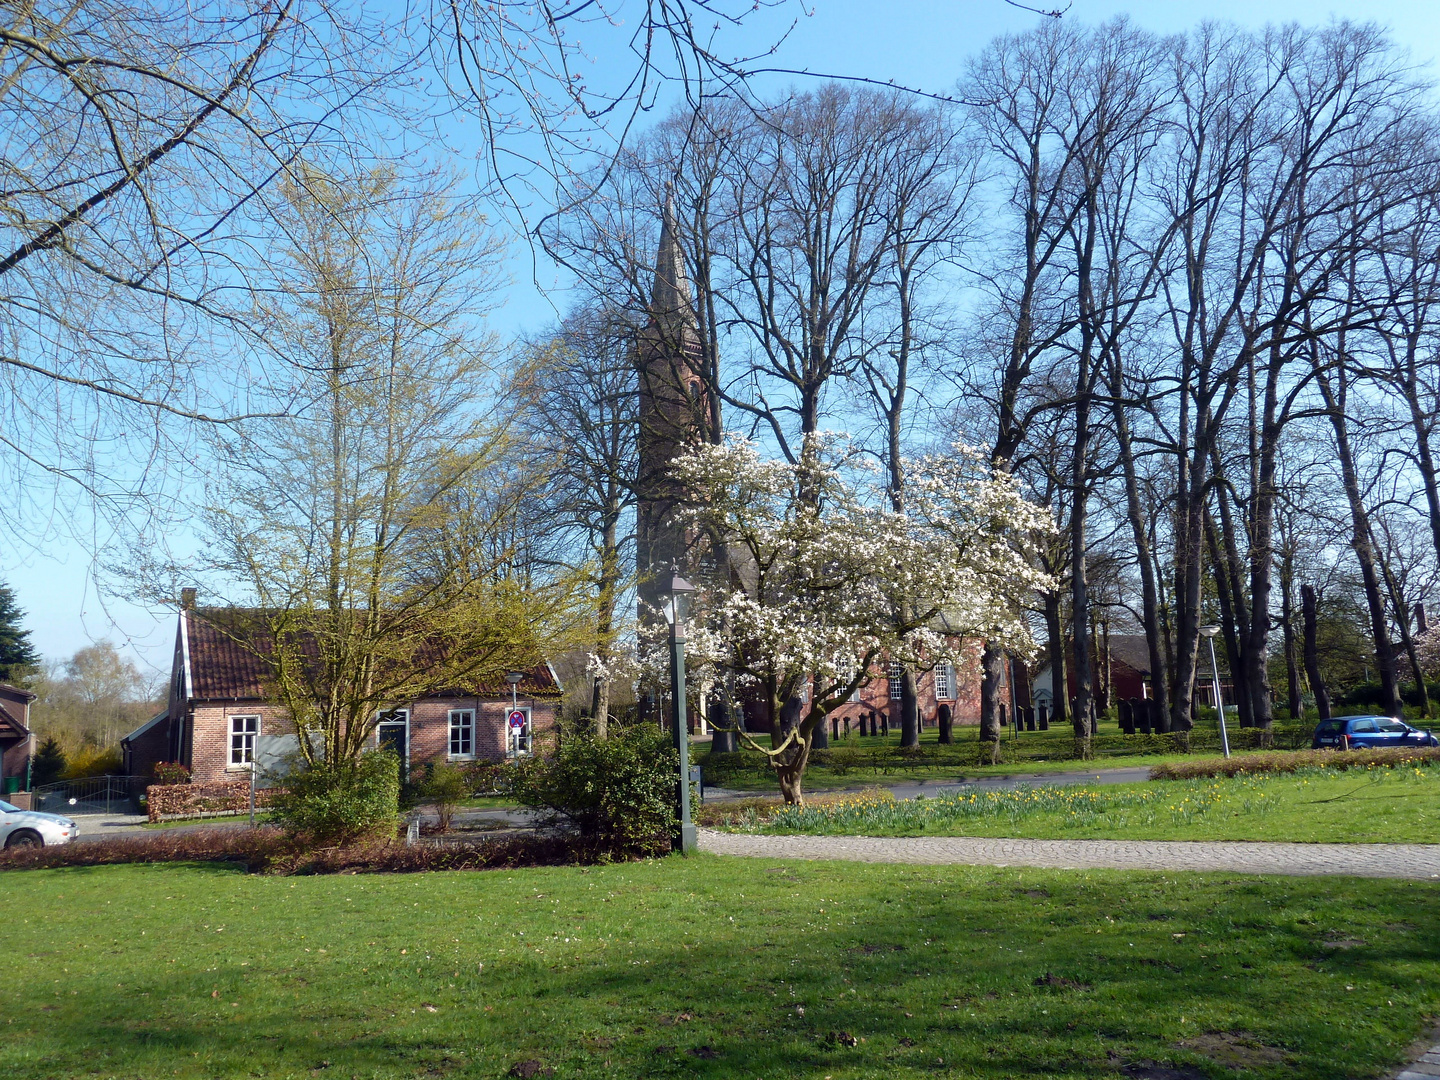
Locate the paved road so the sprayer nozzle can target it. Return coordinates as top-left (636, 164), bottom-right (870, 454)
top-left (698, 830), bottom-right (1440, 880)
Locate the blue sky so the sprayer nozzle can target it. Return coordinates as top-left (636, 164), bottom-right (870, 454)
top-left (9, 0), bottom-right (1440, 678)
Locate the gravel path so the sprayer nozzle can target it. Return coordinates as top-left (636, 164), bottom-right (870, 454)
top-left (698, 829), bottom-right (1440, 880)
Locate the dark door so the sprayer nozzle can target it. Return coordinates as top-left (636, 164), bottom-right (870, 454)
top-left (377, 722), bottom-right (408, 768)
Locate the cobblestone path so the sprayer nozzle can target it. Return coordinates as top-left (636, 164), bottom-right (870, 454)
top-left (698, 829), bottom-right (1440, 880)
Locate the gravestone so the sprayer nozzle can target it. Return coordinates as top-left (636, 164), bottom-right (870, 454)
top-left (1025, 707), bottom-right (1037, 732)
top-left (1037, 705), bottom-right (1050, 731)
top-left (937, 702), bottom-right (953, 744)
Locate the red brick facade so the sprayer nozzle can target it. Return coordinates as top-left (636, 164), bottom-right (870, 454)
top-left (818, 640), bottom-right (1009, 730)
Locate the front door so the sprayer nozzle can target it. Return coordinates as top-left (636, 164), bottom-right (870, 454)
top-left (377, 710), bottom-right (409, 771)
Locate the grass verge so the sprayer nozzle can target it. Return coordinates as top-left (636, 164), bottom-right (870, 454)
top-left (2, 857), bottom-right (1437, 1079)
top-left (701, 720), bottom-right (1317, 794)
top-left (721, 763), bottom-right (1440, 844)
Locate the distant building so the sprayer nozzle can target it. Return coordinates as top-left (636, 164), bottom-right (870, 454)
top-left (0, 683), bottom-right (35, 793)
top-left (122, 598), bottom-right (562, 782)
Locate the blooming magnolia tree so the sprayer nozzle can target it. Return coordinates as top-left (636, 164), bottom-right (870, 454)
top-left (659, 433), bottom-right (1054, 805)
top-left (1417, 629), bottom-right (1440, 680)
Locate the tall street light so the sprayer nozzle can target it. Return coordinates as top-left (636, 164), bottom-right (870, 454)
top-left (662, 569), bottom-right (697, 855)
top-left (1198, 626), bottom-right (1232, 758)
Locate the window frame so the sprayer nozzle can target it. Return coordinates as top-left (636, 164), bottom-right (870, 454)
top-left (888, 661), bottom-right (903, 701)
top-left (448, 708), bottom-right (475, 760)
top-left (934, 663), bottom-right (954, 702)
top-left (228, 713), bottom-right (261, 769)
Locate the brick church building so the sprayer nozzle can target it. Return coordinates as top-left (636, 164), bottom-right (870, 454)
top-left (634, 201), bottom-right (1011, 740)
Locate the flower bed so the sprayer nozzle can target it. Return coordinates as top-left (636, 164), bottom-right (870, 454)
top-left (146, 779), bottom-right (281, 822)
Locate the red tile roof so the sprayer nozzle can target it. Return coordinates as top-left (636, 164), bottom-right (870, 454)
top-left (184, 610), bottom-right (560, 702)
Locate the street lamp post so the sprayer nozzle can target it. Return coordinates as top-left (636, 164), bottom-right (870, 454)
top-left (663, 570), bottom-right (697, 855)
top-left (1198, 626), bottom-right (1231, 758)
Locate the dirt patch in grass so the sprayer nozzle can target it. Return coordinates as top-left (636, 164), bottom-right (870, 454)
top-left (1177, 1030), bottom-right (1289, 1069)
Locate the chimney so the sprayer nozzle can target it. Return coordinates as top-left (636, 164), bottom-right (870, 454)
top-left (180, 587), bottom-right (197, 610)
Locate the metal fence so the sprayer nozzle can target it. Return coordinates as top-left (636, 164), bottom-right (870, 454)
top-left (31, 775), bottom-right (149, 816)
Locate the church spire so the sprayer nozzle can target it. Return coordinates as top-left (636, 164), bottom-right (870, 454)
top-left (649, 190), bottom-right (695, 330)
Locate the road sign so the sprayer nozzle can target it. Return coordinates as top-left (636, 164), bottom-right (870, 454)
top-left (508, 710), bottom-right (527, 729)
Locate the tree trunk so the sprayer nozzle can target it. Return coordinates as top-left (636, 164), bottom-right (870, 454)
top-left (1112, 372), bottom-right (1169, 707)
top-left (1044, 592), bottom-right (1067, 727)
top-left (1280, 554), bottom-right (1303, 721)
top-left (1318, 371), bottom-right (1404, 719)
top-left (979, 645), bottom-right (1004, 764)
top-left (1204, 512), bottom-right (1254, 730)
top-left (899, 669), bottom-right (919, 748)
top-left (1301, 584), bottom-right (1330, 721)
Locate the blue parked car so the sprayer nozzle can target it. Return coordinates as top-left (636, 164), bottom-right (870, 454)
top-left (1312, 715), bottom-right (1440, 750)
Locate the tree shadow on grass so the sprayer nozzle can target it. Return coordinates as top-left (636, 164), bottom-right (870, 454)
top-left (5, 861), bottom-right (1440, 1079)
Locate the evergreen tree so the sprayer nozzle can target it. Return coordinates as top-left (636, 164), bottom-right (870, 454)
top-left (0, 583), bottom-right (38, 684)
top-left (30, 736), bottom-right (67, 787)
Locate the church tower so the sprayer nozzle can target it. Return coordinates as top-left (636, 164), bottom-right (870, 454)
top-left (636, 195), bottom-right (704, 620)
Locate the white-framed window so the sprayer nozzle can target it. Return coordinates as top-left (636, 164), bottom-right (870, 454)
top-left (888, 661), bottom-right (903, 700)
top-left (449, 709), bottom-right (475, 759)
top-left (800, 680), bottom-right (811, 704)
top-left (229, 714), bottom-right (260, 768)
top-left (935, 663), bottom-right (954, 701)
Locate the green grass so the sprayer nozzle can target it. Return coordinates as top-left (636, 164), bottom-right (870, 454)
top-left (453, 796), bottom-right (523, 811)
top-left (142, 813), bottom-right (274, 830)
top-left (734, 763), bottom-right (1440, 844)
top-left (701, 720), bottom-right (1318, 794)
top-left (3, 860), bottom-right (1438, 1079)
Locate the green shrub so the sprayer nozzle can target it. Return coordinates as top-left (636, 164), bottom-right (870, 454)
top-left (415, 761), bottom-right (469, 831)
top-left (508, 730), bottom-right (678, 855)
top-left (30, 736), bottom-right (67, 786)
top-left (271, 750), bottom-right (401, 845)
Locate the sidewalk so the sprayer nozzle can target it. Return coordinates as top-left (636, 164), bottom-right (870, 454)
top-left (698, 829), bottom-right (1440, 880)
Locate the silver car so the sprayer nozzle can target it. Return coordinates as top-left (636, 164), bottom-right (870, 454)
top-left (0, 800), bottom-right (78, 848)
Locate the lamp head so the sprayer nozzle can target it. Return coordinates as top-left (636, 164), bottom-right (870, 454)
top-left (505, 671), bottom-right (525, 686)
top-left (1198, 625), bottom-right (1220, 639)
top-left (664, 567), bottom-right (696, 626)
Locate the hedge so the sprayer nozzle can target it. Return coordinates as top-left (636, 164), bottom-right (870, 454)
top-left (1148, 745), bottom-right (1440, 781)
top-left (146, 779), bottom-right (280, 822)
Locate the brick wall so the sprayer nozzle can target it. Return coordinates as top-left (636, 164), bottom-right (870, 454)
top-left (817, 641), bottom-right (1010, 730)
top-left (188, 705), bottom-right (295, 784)
top-left (379, 696), bottom-right (557, 767)
top-left (123, 721), bottom-right (172, 779)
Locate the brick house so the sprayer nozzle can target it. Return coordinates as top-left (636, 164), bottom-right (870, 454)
top-left (803, 639), bottom-right (1015, 734)
top-left (0, 683), bottom-right (35, 792)
top-left (122, 602), bottom-right (562, 783)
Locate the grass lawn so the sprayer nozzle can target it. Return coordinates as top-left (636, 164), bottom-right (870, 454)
top-left (730, 763), bottom-right (1440, 844)
top-left (143, 813), bottom-right (274, 830)
top-left (4, 857), bottom-right (1439, 1079)
top-left (453, 796), bottom-right (524, 811)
